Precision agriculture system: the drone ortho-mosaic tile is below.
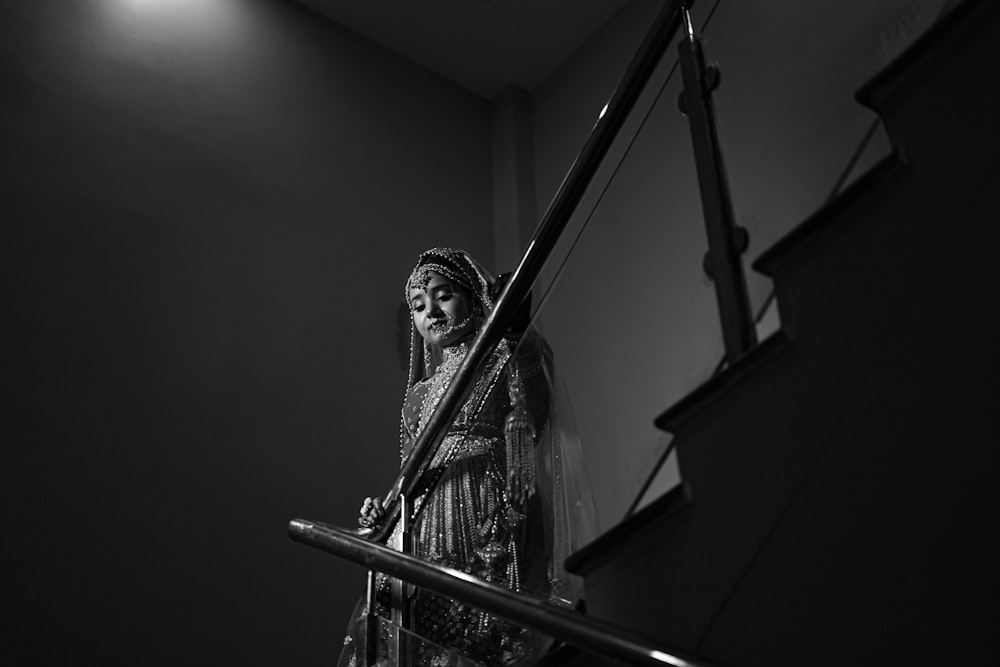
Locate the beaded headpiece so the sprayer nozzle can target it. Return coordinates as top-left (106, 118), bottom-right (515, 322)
top-left (404, 247), bottom-right (494, 316)
top-left (403, 248), bottom-right (496, 387)
top-left (402, 248), bottom-right (538, 511)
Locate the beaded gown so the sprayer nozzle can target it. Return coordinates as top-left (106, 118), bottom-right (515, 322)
top-left (339, 248), bottom-right (596, 667)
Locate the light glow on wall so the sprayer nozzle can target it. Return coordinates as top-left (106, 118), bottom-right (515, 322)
top-left (100, 0), bottom-right (250, 46)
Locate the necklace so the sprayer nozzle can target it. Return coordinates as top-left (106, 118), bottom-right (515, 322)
top-left (418, 339), bottom-right (471, 436)
top-left (399, 336), bottom-right (473, 464)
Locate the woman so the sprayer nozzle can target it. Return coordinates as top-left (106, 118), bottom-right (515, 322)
top-left (342, 248), bottom-right (595, 667)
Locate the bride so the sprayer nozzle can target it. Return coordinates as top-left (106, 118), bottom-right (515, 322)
top-left (342, 248), bottom-right (595, 667)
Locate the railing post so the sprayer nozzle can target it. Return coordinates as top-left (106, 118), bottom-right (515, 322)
top-left (364, 568), bottom-right (379, 667)
top-left (391, 494), bottom-right (413, 667)
top-left (677, 4), bottom-right (757, 362)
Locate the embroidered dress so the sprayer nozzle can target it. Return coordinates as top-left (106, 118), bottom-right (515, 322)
top-left (339, 249), bottom-right (596, 667)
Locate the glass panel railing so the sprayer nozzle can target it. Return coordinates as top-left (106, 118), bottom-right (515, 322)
top-left (292, 520), bottom-right (719, 667)
top-left (620, 0), bottom-right (961, 514)
top-left (528, 3), bottom-right (732, 528)
top-left (703, 0), bottom-right (955, 321)
top-left (297, 2), bottom-right (975, 664)
top-left (373, 3), bottom-right (691, 545)
top-left (294, 0), bottom-right (807, 662)
top-left (339, 611), bottom-right (487, 667)
top-left (392, 582), bottom-right (559, 666)
top-left (357, 0), bottom-right (698, 562)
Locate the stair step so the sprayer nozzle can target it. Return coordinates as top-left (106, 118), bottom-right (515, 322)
top-left (567, 481), bottom-right (693, 578)
top-left (752, 152), bottom-right (904, 283)
top-left (654, 331), bottom-right (794, 434)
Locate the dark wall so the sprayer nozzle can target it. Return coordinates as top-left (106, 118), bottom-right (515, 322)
top-left (1, 1), bottom-right (492, 663)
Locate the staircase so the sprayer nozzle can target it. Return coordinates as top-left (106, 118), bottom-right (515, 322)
top-left (565, 1), bottom-right (1000, 665)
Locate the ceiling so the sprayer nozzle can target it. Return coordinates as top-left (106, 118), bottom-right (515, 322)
top-left (288, 0), bottom-right (634, 99)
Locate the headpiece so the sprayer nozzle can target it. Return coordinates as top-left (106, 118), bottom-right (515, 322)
top-left (404, 248), bottom-right (495, 386)
top-left (404, 247), bottom-right (494, 314)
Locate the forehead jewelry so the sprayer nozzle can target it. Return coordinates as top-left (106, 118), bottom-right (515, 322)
top-left (404, 257), bottom-right (474, 303)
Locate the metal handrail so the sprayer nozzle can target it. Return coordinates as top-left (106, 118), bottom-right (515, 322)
top-left (289, 519), bottom-right (724, 667)
top-left (368, 0), bottom-right (695, 545)
top-left (290, 2), bottom-right (734, 665)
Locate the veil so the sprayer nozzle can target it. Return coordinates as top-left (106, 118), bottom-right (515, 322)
top-left (530, 361), bottom-right (598, 605)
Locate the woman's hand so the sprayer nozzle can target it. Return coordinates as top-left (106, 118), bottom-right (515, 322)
top-left (358, 496), bottom-right (385, 529)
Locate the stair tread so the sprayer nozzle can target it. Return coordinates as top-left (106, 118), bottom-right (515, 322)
top-left (566, 481), bottom-right (692, 577)
top-left (856, 0), bottom-right (996, 112)
top-left (653, 331), bottom-right (793, 433)
top-left (752, 151), bottom-right (905, 278)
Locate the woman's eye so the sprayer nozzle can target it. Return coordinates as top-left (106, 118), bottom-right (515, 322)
top-left (411, 304), bottom-right (424, 313)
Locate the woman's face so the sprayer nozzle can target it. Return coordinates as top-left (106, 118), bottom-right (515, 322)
top-left (408, 271), bottom-right (474, 347)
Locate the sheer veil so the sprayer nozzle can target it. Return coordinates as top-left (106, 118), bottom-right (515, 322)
top-left (530, 350), bottom-right (599, 605)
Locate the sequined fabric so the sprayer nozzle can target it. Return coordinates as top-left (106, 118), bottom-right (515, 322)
top-left (340, 337), bottom-right (552, 667)
top-left (399, 338), bottom-right (549, 665)
top-left (339, 249), bottom-right (589, 667)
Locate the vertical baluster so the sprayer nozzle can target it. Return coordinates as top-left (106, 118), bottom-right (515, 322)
top-left (364, 568), bottom-right (378, 667)
top-left (392, 494), bottom-right (413, 667)
top-left (677, 2), bottom-right (757, 362)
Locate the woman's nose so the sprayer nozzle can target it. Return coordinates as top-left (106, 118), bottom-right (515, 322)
top-left (426, 301), bottom-right (443, 317)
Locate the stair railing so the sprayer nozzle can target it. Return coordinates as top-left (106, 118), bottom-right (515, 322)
top-left (289, 0), bottom-right (754, 664)
top-left (350, 0), bottom-right (712, 555)
top-left (356, 0), bottom-right (757, 549)
top-left (289, 518), bottom-right (725, 667)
